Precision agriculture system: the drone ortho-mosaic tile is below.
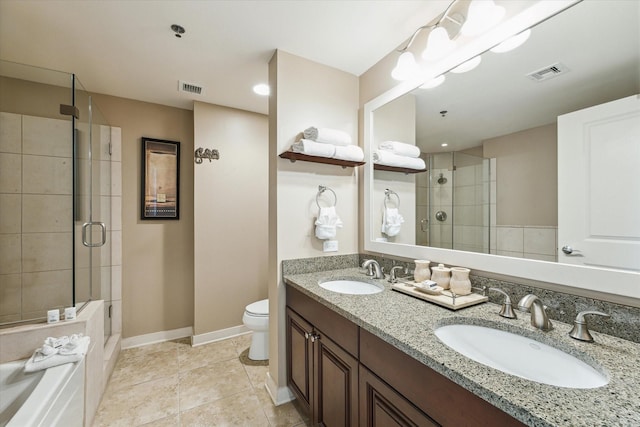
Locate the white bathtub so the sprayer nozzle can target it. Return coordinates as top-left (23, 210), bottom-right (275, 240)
top-left (0, 358), bottom-right (84, 427)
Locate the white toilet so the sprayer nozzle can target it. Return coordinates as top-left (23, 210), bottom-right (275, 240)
top-left (242, 299), bottom-right (269, 360)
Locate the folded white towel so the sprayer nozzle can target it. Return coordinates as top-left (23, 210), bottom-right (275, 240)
top-left (379, 141), bottom-right (421, 158)
top-left (291, 139), bottom-right (336, 158)
top-left (314, 206), bottom-right (343, 240)
top-left (333, 145), bottom-right (364, 162)
top-left (373, 150), bottom-right (426, 170)
top-left (24, 335), bottom-right (90, 373)
top-left (303, 127), bottom-right (352, 146)
top-left (382, 208), bottom-right (404, 237)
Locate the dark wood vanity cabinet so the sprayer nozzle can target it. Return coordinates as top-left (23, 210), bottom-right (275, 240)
top-left (286, 285), bottom-right (525, 427)
top-left (286, 287), bottom-right (359, 426)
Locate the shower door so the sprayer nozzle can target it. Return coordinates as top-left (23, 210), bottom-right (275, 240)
top-left (425, 152), bottom-right (490, 253)
top-left (74, 79), bottom-right (112, 341)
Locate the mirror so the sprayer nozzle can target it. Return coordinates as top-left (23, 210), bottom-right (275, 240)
top-left (364, 0), bottom-right (640, 299)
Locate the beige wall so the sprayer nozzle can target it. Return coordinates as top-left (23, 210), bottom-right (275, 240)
top-left (192, 101), bottom-right (268, 337)
top-left (268, 50), bottom-right (359, 402)
top-left (92, 94), bottom-right (194, 338)
top-left (483, 123), bottom-right (557, 226)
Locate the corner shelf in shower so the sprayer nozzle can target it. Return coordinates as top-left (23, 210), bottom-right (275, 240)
top-left (279, 151), bottom-right (366, 169)
top-left (374, 164), bottom-right (427, 174)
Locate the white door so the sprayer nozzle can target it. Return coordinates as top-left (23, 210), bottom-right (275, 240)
top-left (558, 94), bottom-right (640, 271)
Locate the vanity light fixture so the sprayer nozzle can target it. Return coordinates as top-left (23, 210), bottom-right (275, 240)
top-left (490, 29), bottom-right (532, 53)
top-left (461, 0), bottom-right (505, 36)
top-left (253, 83), bottom-right (270, 96)
top-left (392, 0), bottom-right (509, 81)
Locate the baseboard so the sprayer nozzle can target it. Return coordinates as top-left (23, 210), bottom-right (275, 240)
top-left (121, 326), bottom-right (193, 349)
top-left (191, 324), bottom-right (250, 347)
top-left (265, 371), bottom-right (295, 406)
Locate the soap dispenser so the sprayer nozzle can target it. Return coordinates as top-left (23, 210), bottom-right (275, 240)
top-left (431, 263), bottom-right (451, 289)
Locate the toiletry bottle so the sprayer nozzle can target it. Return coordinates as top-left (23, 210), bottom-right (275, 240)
top-left (431, 263), bottom-right (451, 289)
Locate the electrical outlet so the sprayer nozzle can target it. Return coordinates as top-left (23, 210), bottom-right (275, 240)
top-left (323, 240), bottom-right (339, 252)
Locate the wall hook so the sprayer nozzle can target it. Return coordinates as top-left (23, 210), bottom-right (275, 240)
top-left (195, 147), bottom-right (220, 164)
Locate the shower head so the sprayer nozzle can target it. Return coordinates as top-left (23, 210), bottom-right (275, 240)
top-left (437, 173), bottom-right (447, 184)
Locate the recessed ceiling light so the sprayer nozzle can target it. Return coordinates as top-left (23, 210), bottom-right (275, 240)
top-left (171, 24), bottom-right (185, 38)
top-left (253, 83), bottom-right (270, 96)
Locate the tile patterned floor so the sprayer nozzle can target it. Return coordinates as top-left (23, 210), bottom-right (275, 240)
top-left (93, 334), bottom-right (310, 427)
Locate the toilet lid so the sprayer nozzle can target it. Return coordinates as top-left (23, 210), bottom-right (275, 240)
top-left (246, 299), bottom-right (269, 316)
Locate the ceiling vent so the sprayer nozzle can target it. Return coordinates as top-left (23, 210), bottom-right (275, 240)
top-left (526, 63), bottom-right (570, 82)
top-left (178, 80), bottom-right (204, 95)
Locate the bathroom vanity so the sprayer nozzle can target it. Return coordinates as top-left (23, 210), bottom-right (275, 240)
top-left (284, 268), bottom-right (640, 426)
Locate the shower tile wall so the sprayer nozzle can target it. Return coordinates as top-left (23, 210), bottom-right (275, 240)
top-left (0, 112), bottom-right (73, 322)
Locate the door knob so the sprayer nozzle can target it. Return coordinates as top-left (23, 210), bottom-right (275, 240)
top-left (562, 245), bottom-right (581, 255)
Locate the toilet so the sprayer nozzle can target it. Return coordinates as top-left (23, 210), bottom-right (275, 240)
top-left (242, 299), bottom-right (269, 360)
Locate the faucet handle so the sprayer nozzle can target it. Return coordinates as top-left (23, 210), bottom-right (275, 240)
top-left (569, 311), bottom-right (610, 342)
top-left (388, 265), bottom-right (404, 283)
top-left (488, 288), bottom-right (517, 319)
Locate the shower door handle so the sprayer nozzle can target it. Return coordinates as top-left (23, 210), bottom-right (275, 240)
top-left (82, 222), bottom-right (107, 248)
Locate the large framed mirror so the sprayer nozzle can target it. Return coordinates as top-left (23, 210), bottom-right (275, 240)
top-left (364, 0), bottom-right (639, 301)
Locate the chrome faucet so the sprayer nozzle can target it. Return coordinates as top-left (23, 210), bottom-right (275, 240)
top-left (517, 294), bottom-right (553, 331)
top-left (362, 259), bottom-right (384, 279)
top-left (569, 310), bottom-right (610, 342)
top-left (388, 265), bottom-right (405, 283)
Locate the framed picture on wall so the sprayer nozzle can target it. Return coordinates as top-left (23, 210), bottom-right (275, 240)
top-left (141, 137), bottom-right (180, 220)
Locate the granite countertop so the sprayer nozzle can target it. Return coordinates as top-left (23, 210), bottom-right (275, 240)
top-left (284, 268), bottom-right (640, 427)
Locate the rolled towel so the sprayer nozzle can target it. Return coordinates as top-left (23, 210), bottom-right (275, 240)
top-left (314, 206), bottom-right (343, 240)
top-left (303, 127), bottom-right (352, 146)
top-left (333, 145), bottom-right (364, 162)
top-left (379, 141), bottom-right (421, 158)
top-left (373, 150), bottom-right (426, 170)
top-left (291, 139), bottom-right (336, 158)
top-left (24, 335), bottom-right (90, 373)
top-left (382, 208), bottom-right (405, 237)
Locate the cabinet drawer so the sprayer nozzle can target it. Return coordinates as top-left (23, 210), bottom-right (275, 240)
top-left (360, 328), bottom-right (525, 427)
top-left (287, 286), bottom-right (359, 357)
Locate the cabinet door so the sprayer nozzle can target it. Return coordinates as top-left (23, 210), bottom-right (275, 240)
top-left (314, 331), bottom-right (359, 427)
top-left (287, 308), bottom-right (314, 413)
top-left (359, 365), bottom-right (438, 427)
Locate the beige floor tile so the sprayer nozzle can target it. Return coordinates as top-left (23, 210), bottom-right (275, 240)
top-left (178, 338), bottom-right (238, 372)
top-left (243, 363), bottom-right (269, 389)
top-left (232, 333), bottom-right (253, 355)
top-left (94, 375), bottom-right (179, 426)
top-left (109, 343), bottom-right (178, 390)
top-left (180, 392), bottom-right (270, 427)
top-left (255, 386), bottom-right (304, 427)
top-left (139, 414), bottom-right (179, 426)
top-left (179, 358), bottom-right (253, 411)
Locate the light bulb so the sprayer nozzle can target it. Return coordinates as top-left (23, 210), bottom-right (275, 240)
top-left (461, 0), bottom-right (505, 36)
top-left (422, 27), bottom-right (456, 61)
top-left (391, 51), bottom-right (420, 81)
top-left (490, 29), bottom-right (532, 53)
top-left (420, 75), bottom-right (446, 89)
top-left (450, 56), bottom-right (482, 73)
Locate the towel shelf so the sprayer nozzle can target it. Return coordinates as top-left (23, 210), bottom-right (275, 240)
top-left (279, 151), bottom-right (365, 169)
top-left (374, 164), bottom-right (427, 174)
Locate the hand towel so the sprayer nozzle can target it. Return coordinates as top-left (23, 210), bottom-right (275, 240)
top-left (291, 139), bottom-right (336, 158)
top-left (379, 141), bottom-right (421, 158)
top-left (314, 206), bottom-right (343, 240)
top-left (382, 207), bottom-right (404, 237)
top-left (373, 150), bottom-right (426, 170)
top-left (333, 145), bottom-right (364, 162)
top-left (303, 127), bottom-right (352, 146)
top-left (24, 335), bottom-right (90, 373)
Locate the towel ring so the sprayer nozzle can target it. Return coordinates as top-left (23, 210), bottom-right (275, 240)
top-left (384, 189), bottom-right (400, 209)
top-left (316, 185), bottom-right (337, 208)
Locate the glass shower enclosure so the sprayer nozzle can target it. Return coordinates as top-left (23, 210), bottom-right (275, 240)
top-left (416, 151), bottom-right (491, 254)
top-left (0, 60), bottom-right (112, 341)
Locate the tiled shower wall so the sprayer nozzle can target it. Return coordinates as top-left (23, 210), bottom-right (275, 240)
top-left (0, 112), bottom-right (74, 322)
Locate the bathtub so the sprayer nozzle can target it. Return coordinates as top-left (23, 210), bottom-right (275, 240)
top-left (0, 358), bottom-right (84, 427)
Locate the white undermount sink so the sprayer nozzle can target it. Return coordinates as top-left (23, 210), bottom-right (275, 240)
top-left (434, 324), bottom-right (608, 389)
top-left (319, 279), bottom-right (384, 295)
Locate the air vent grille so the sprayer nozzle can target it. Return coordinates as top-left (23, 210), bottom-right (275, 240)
top-left (178, 80), bottom-right (204, 95)
top-left (526, 63), bottom-right (570, 82)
